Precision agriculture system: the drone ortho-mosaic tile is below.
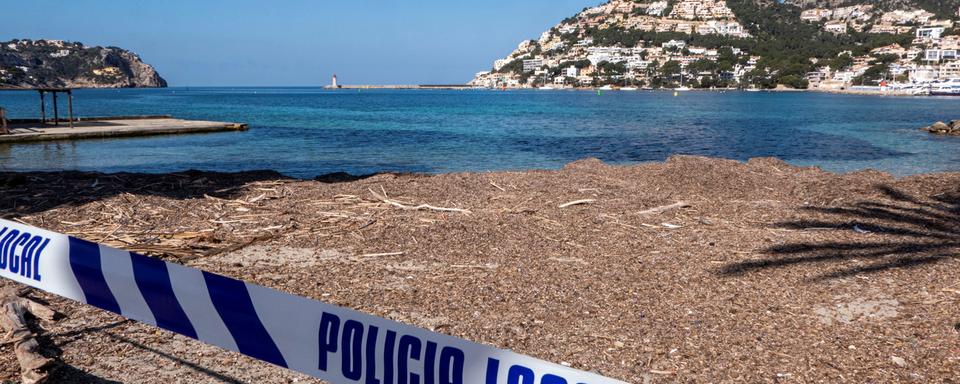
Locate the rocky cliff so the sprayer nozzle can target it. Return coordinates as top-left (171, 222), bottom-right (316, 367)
top-left (0, 39), bottom-right (167, 88)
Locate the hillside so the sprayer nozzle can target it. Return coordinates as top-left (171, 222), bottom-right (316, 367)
top-left (787, 0), bottom-right (960, 18)
top-left (471, 0), bottom-right (960, 89)
top-left (0, 39), bottom-right (167, 89)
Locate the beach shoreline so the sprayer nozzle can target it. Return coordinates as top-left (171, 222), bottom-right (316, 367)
top-left (1, 155), bottom-right (958, 382)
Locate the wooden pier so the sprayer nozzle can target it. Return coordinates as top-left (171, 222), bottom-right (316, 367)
top-left (0, 87), bottom-right (248, 143)
top-left (0, 117), bottom-right (248, 144)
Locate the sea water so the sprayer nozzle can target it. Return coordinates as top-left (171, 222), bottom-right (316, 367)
top-left (1, 87), bottom-right (958, 177)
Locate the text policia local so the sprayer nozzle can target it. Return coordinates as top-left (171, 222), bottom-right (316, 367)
top-left (0, 226), bottom-right (49, 282)
top-left (318, 312), bottom-right (576, 384)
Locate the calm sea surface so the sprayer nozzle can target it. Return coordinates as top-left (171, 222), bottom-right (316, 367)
top-left (1, 87), bottom-right (959, 178)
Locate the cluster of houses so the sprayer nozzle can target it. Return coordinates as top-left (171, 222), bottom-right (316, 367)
top-left (0, 40), bottom-right (77, 84)
top-left (555, 0), bottom-right (750, 39)
top-left (621, 0), bottom-right (750, 38)
top-left (668, 0), bottom-right (736, 19)
top-left (798, 6), bottom-right (960, 89)
top-left (801, 5), bottom-right (957, 36)
top-left (473, 37), bottom-right (758, 89)
top-left (800, 4), bottom-right (876, 34)
top-left (806, 30), bottom-right (960, 89)
top-left (471, 1), bottom-right (960, 89)
top-left (4, 39), bottom-right (72, 50)
top-left (3, 39), bottom-right (80, 58)
top-left (471, 0), bottom-right (754, 88)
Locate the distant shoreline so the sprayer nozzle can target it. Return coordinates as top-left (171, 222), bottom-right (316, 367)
top-left (2, 85), bottom-right (938, 97)
top-left (323, 84), bottom-right (476, 90)
top-left (321, 84), bottom-right (941, 97)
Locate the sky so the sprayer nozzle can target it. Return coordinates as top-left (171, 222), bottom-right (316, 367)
top-left (1, 0), bottom-right (597, 86)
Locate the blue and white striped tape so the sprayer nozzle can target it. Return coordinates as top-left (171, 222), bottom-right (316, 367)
top-left (0, 219), bottom-right (626, 384)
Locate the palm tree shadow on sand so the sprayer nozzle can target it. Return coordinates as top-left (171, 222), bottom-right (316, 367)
top-left (717, 185), bottom-right (960, 281)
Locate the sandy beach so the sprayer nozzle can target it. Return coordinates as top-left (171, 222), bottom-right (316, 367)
top-left (0, 155), bottom-right (958, 383)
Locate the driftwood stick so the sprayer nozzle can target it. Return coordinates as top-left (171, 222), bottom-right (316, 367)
top-left (637, 201), bottom-right (690, 216)
top-left (0, 288), bottom-right (58, 384)
top-left (558, 199), bottom-right (595, 208)
top-left (369, 188), bottom-right (470, 213)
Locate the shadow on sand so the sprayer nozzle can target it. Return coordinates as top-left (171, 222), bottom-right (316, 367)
top-left (36, 318), bottom-right (247, 383)
top-left (0, 169), bottom-right (377, 217)
top-left (0, 169), bottom-right (383, 382)
top-left (717, 185), bottom-right (960, 281)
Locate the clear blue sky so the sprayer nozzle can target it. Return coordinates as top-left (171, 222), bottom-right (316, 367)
top-left (1, 0), bottom-right (597, 86)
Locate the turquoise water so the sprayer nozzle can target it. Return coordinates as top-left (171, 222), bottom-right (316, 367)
top-left (1, 87), bottom-right (959, 177)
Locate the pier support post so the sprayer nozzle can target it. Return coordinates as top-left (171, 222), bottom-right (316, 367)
top-left (68, 90), bottom-right (74, 129)
top-left (0, 107), bottom-right (7, 134)
top-left (52, 92), bottom-right (59, 127)
top-left (38, 91), bottom-right (46, 124)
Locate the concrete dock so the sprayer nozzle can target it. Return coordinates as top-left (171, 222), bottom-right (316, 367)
top-left (0, 117), bottom-right (248, 143)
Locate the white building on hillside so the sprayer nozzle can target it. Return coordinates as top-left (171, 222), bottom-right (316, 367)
top-left (925, 49), bottom-right (958, 61)
top-left (647, 1), bottom-right (668, 16)
top-left (942, 61), bottom-right (960, 78)
top-left (522, 59), bottom-right (544, 72)
top-left (881, 9), bottom-right (935, 25)
top-left (558, 24), bottom-right (577, 34)
top-left (662, 39), bottom-right (687, 50)
top-left (916, 26), bottom-right (945, 41)
top-left (49, 49), bottom-right (71, 58)
top-left (702, 20), bottom-right (746, 37)
top-left (824, 21), bottom-right (848, 34)
top-left (800, 8), bottom-right (833, 22)
top-left (833, 71), bottom-right (855, 83)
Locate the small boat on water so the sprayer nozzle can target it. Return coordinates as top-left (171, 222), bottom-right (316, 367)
top-left (745, 88), bottom-right (762, 92)
top-left (929, 78), bottom-right (960, 96)
top-left (599, 85), bottom-right (615, 91)
top-left (538, 86), bottom-right (556, 90)
top-left (675, 86), bottom-right (691, 91)
top-left (620, 86), bottom-right (638, 91)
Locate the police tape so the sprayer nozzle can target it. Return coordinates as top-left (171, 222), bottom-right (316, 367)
top-left (0, 219), bottom-right (626, 384)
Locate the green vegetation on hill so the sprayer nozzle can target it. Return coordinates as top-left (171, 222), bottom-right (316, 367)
top-left (0, 39), bottom-right (166, 88)
top-left (582, 7), bottom-right (914, 88)
top-left (723, 0), bottom-right (914, 87)
top-left (576, 0), bottom-right (924, 88)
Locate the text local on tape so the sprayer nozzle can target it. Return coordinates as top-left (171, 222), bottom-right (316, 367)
top-left (0, 219), bottom-right (627, 384)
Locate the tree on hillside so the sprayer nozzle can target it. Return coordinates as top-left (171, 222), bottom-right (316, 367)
top-left (853, 63), bottom-right (892, 85)
top-left (829, 53), bottom-right (854, 70)
top-left (661, 60), bottom-right (682, 74)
